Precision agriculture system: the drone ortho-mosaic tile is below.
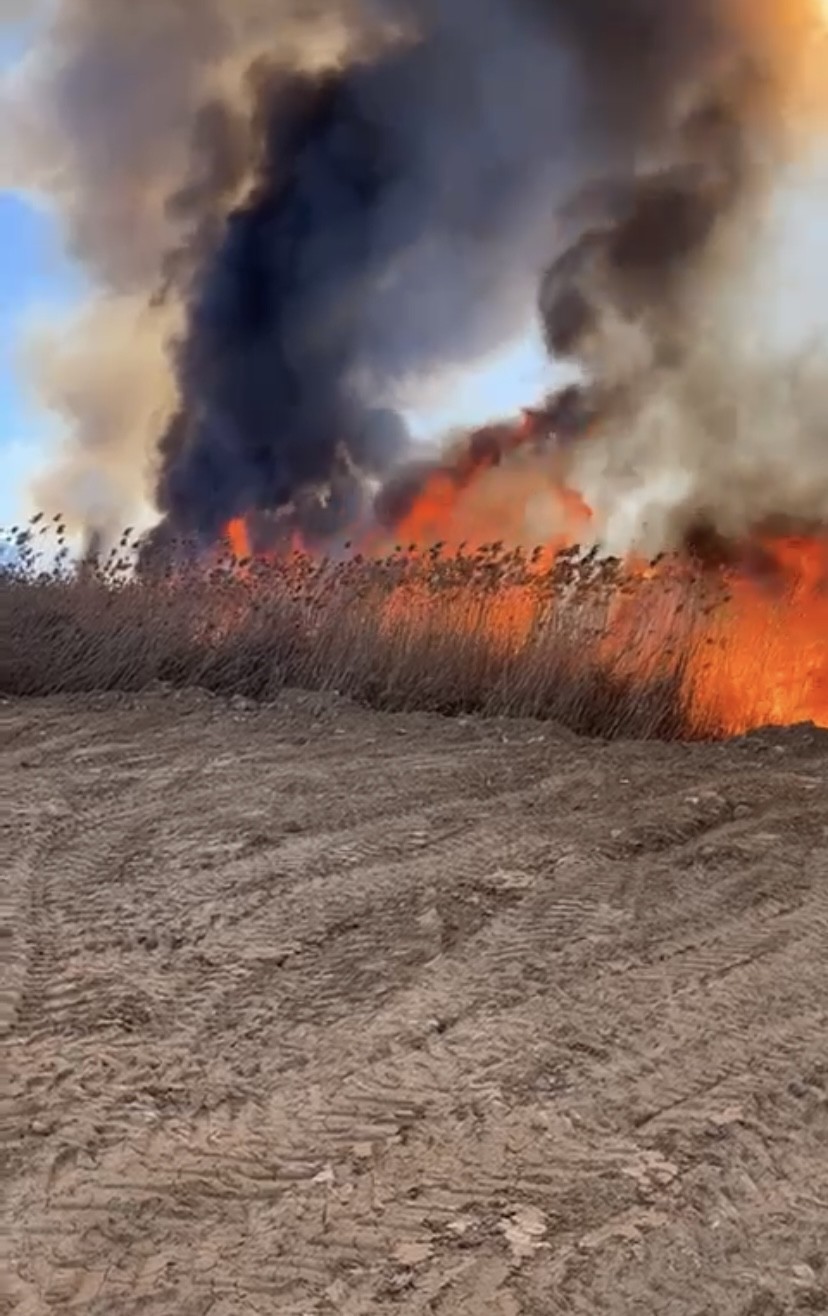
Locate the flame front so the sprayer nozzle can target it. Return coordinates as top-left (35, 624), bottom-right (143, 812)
top-left (222, 479), bottom-right (828, 739)
top-left (682, 537), bottom-right (828, 734)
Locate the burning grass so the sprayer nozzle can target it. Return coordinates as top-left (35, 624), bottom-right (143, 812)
top-left (5, 517), bottom-right (826, 741)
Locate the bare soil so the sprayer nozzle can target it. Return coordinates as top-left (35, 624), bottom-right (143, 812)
top-left (3, 689), bottom-right (827, 1315)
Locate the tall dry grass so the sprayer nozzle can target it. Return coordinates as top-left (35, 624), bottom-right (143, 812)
top-left (0, 520), bottom-right (722, 739)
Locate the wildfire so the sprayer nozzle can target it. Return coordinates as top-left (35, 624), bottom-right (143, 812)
top-left (222, 452), bottom-right (828, 740)
top-left (682, 536), bottom-right (828, 734)
top-left (226, 517), bottom-right (252, 561)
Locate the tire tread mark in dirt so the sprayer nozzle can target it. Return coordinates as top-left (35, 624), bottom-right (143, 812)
top-left (4, 696), bottom-right (827, 1314)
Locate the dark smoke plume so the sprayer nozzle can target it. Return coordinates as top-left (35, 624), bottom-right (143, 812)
top-left (146, 0), bottom-right (750, 551)
top-left (5, 0), bottom-right (827, 552)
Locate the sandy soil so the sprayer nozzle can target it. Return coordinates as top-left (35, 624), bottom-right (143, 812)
top-left (2, 688), bottom-right (827, 1315)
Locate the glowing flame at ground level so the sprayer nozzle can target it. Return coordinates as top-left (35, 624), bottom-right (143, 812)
top-left (222, 506), bottom-right (828, 738)
top-left (681, 536), bottom-right (828, 734)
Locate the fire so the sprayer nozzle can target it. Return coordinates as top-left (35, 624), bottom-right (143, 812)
top-left (683, 536), bottom-right (828, 734)
top-left (223, 478), bottom-right (828, 738)
top-left (222, 484), bottom-right (821, 742)
top-left (226, 518), bottom-right (252, 560)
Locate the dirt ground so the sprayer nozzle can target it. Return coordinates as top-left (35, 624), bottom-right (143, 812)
top-left (2, 689), bottom-right (827, 1315)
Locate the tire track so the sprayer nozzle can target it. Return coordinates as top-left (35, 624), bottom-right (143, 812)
top-left (3, 695), bottom-right (827, 1315)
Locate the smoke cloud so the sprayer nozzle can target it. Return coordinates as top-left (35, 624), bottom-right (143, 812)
top-left (0, 1), bottom-right (33, 22)
top-left (535, 2), bottom-right (828, 554)
top-left (4, 0), bottom-right (828, 552)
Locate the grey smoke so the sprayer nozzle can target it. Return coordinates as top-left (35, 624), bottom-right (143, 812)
top-left (2, 0), bottom-right (827, 552)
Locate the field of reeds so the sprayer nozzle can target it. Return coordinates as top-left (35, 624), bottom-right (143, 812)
top-left (1, 517), bottom-right (726, 739)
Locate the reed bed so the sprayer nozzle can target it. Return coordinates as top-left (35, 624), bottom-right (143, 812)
top-left (1, 519), bottom-right (725, 739)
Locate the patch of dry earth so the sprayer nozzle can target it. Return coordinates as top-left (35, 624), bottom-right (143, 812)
top-left (2, 690), bottom-right (827, 1314)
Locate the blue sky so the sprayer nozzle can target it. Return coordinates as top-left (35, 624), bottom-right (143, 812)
top-left (0, 190), bottom-right (90, 527)
top-left (0, 8), bottom-right (80, 528)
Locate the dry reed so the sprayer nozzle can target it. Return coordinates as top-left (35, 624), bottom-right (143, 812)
top-left (1, 519), bottom-right (724, 739)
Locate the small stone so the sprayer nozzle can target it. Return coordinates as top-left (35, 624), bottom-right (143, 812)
top-left (446, 1216), bottom-right (476, 1236)
top-left (708, 1104), bottom-right (745, 1129)
top-left (793, 1264), bottom-right (818, 1285)
top-left (393, 1241), bottom-right (432, 1268)
top-left (500, 1205), bottom-right (548, 1260)
top-left (417, 907), bottom-right (442, 932)
top-left (486, 869), bottom-right (534, 892)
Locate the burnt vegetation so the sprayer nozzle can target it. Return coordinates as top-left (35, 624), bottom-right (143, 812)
top-left (1, 518), bottom-right (733, 741)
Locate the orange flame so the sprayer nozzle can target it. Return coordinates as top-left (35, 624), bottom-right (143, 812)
top-left (221, 430), bottom-right (828, 736)
top-left (683, 536), bottom-right (828, 734)
top-left (226, 517), bottom-right (252, 560)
